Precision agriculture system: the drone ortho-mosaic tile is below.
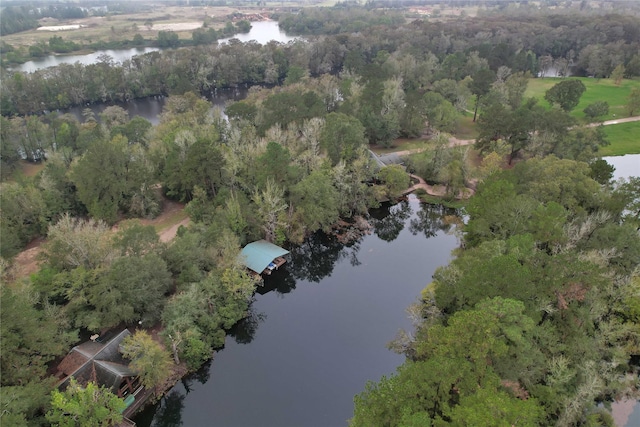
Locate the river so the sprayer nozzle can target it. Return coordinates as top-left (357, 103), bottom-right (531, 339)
top-left (131, 155), bottom-right (638, 427)
top-left (12, 47), bottom-right (161, 74)
top-left (134, 199), bottom-right (460, 427)
top-left (59, 87), bottom-right (248, 126)
top-left (12, 21), bottom-right (297, 74)
top-left (604, 154), bottom-right (640, 427)
top-left (218, 20), bottom-right (299, 45)
top-left (604, 154), bottom-right (640, 182)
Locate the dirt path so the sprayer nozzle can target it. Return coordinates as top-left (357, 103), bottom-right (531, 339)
top-left (10, 237), bottom-right (46, 280)
top-left (403, 174), bottom-right (474, 199)
top-left (592, 115), bottom-right (640, 127)
top-left (392, 115), bottom-right (640, 158)
top-left (10, 198), bottom-right (189, 281)
top-left (157, 217), bottom-right (190, 243)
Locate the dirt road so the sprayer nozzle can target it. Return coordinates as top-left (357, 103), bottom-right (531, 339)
top-left (10, 198), bottom-right (188, 280)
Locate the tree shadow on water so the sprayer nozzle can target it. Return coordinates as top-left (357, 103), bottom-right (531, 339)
top-left (227, 303), bottom-right (266, 345)
top-left (409, 203), bottom-right (460, 239)
top-left (287, 230), bottom-right (364, 283)
top-left (370, 200), bottom-right (412, 242)
top-left (149, 390), bottom-right (185, 427)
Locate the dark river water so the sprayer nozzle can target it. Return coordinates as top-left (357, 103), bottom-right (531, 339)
top-left (134, 198), bottom-right (460, 427)
top-left (604, 154), bottom-right (640, 427)
top-left (60, 87), bottom-right (249, 126)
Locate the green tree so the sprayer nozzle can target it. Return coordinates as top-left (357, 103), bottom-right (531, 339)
top-left (423, 92), bottom-right (458, 133)
top-left (132, 33), bottom-right (145, 46)
top-left (72, 135), bottom-right (151, 223)
top-left (378, 165), bottom-right (410, 200)
top-left (1, 380), bottom-right (54, 427)
top-left (157, 31), bottom-right (179, 48)
top-left (120, 330), bottom-right (173, 390)
top-left (225, 101), bottom-right (257, 123)
top-left (320, 112), bottom-right (367, 166)
top-left (284, 65), bottom-right (306, 85)
top-left (99, 106), bottom-right (128, 129)
top-left (254, 141), bottom-right (299, 189)
top-left (253, 179), bottom-right (288, 243)
top-left (46, 379), bottom-right (125, 427)
top-left (163, 137), bottom-right (225, 201)
top-left (1, 285), bottom-right (78, 387)
top-left (610, 64), bottom-right (625, 85)
top-left (544, 80), bottom-right (586, 112)
top-left (291, 170), bottom-right (340, 233)
top-left (0, 116), bottom-right (21, 179)
top-left (470, 68), bottom-right (496, 121)
top-left (627, 87), bottom-right (640, 116)
top-left (41, 215), bottom-right (116, 271)
top-left (235, 20), bottom-right (252, 33)
top-left (589, 159), bottom-right (615, 185)
top-left (583, 101), bottom-right (609, 121)
top-left (95, 253), bottom-right (172, 326)
top-left (449, 388), bottom-right (543, 427)
top-left (0, 182), bottom-right (47, 258)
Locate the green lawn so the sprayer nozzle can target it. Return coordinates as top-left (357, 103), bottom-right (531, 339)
top-left (454, 114), bottom-right (479, 140)
top-left (599, 121), bottom-right (640, 156)
top-left (525, 77), bottom-right (640, 122)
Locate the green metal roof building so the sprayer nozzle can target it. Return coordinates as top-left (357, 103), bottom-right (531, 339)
top-left (239, 240), bottom-right (290, 274)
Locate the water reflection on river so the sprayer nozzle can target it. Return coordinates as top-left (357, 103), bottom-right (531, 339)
top-left (135, 197), bottom-right (460, 427)
top-left (11, 47), bottom-right (161, 74)
top-left (604, 154), bottom-right (639, 427)
top-left (218, 20), bottom-right (299, 45)
top-left (12, 21), bottom-right (296, 74)
top-left (60, 87), bottom-right (248, 126)
top-left (603, 154), bottom-right (640, 181)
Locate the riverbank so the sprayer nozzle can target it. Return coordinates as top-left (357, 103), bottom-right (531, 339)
top-left (134, 196), bottom-right (461, 426)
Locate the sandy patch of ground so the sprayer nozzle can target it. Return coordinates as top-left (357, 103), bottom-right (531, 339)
top-left (158, 217), bottom-right (190, 243)
top-left (10, 237), bottom-right (46, 280)
top-left (145, 22), bottom-right (203, 31)
top-left (9, 196), bottom-right (189, 282)
top-left (37, 25), bottom-right (84, 31)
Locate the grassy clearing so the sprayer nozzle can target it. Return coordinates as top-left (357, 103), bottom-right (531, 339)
top-left (371, 138), bottom-right (431, 154)
top-left (151, 205), bottom-right (188, 233)
top-left (4, 161), bottom-right (45, 183)
top-left (599, 122), bottom-right (640, 156)
top-left (18, 161), bottom-right (45, 178)
top-left (525, 77), bottom-right (640, 122)
top-left (455, 114), bottom-right (479, 140)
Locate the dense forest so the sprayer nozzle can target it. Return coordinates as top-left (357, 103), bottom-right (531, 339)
top-left (352, 156), bottom-right (640, 426)
top-left (1, 3), bottom-right (639, 426)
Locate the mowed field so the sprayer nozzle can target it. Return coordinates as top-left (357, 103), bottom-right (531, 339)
top-left (525, 77), bottom-right (640, 156)
top-left (525, 77), bottom-right (640, 122)
top-left (600, 121), bottom-right (640, 156)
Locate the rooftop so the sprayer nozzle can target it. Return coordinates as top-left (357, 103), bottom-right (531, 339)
top-left (239, 240), bottom-right (289, 274)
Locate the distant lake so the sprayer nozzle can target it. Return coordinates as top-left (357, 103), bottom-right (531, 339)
top-left (11, 47), bottom-right (161, 73)
top-left (218, 20), bottom-right (299, 45)
top-left (12, 21), bottom-right (297, 74)
top-left (59, 87), bottom-right (248, 126)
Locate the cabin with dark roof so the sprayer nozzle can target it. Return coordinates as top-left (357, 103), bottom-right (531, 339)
top-left (239, 240), bottom-right (289, 275)
top-left (56, 329), bottom-right (144, 420)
